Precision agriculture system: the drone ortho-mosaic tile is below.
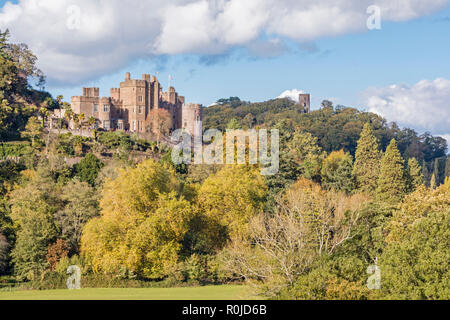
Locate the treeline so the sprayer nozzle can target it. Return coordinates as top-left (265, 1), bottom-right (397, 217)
top-left (203, 97), bottom-right (448, 186)
top-left (0, 29), bottom-right (58, 141)
top-left (0, 121), bottom-right (448, 299)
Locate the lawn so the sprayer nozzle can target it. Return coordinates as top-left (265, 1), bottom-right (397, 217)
top-left (0, 285), bottom-right (256, 300)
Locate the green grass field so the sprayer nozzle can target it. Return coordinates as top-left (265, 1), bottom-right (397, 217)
top-left (0, 285), bottom-right (257, 300)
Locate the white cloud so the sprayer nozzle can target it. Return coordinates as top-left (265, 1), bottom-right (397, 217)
top-left (364, 78), bottom-right (450, 143)
top-left (278, 89), bottom-right (304, 102)
top-left (0, 0), bottom-right (447, 85)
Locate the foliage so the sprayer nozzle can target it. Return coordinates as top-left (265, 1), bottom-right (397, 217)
top-left (353, 123), bottom-right (381, 194)
top-left (9, 171), bottom-right (60, 280)
top-left (406, 157), bottom-right (424, 192)
top-left (0, 232), bottom-right (9, 275)
top-left (55, 180), bottom-right (99, 253)
top-left (320, 150), bottom-right (355, 193)
top-left (380, 182), bottom-right (450, 299)
top-left (74, 153), bottom-right (104, 186)
top-left (46, 239), bottom-right (68, 271)
top-left (376, 139), bottom-right (406, 205)
top-left (198, 165), bottom-right (268, 243)
top-left (81, 160), bottom-right (191, 279)
top-left (222, 178), bottom-right (368, 298)
top-left (21, 116), bottom-right (42, 147)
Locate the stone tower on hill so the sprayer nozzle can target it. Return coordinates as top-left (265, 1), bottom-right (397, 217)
top-left (71, 72), bottom-right (202, 137)
top-left (299, 93), bottom-right (311, 113)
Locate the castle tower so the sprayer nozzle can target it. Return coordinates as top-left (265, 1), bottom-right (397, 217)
top-left (182, 103), bottom-right (203, 136)
top-left (299, 94), bottom-right (311, 114)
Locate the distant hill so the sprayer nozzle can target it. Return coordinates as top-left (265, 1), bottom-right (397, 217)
top-left (203, 97), bottom-right (448, 165)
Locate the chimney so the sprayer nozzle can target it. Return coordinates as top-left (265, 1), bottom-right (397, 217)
top-left (125, 72), bottom-right (131, 80)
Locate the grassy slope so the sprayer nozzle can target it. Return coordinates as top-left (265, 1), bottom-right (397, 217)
top-left (0, 285), bottom-right (256, 300)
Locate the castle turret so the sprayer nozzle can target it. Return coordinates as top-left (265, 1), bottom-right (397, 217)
top-left (182, 103), bottom-right (203, 136)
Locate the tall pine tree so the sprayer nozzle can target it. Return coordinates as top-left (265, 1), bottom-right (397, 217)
top-left (376, 139), bottom-right (407, 204)
top-left (406, 157), bottom-right (424, 192)
top-left (353, 123), bottom-right (381, 194)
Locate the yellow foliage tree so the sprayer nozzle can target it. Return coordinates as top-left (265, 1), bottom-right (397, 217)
top-left (80, 160), bottom-right (193, 279)
top-left (198, 165), bottom-right (268, 244)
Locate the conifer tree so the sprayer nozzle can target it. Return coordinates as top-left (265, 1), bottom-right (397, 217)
top-left (430, 173), bottom-right (437, 190)
top-left (406, 157), bottom-right (424, 192)
top-left (376, 139), bottom-right (406, 204)
top-left (353, 123), bottom-right (381, 194)
top-left (445, 157), bottom-right (450, 178)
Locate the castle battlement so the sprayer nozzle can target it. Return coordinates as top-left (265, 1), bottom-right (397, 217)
top-left (71, 72), bottom-right (202, 136)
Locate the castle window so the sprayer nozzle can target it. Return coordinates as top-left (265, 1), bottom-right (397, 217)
top-left (103, 120), bottom-right (110, 130)
top-left (138, 106), bottom-right (143, 114)
top-left (93, 104), bottom-right (98, 112)
top-left (103, 105), bottom-right (110, 112)
top-left (138, 96), bottom-right (143, 102)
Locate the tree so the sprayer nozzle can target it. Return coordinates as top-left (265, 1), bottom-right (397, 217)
top-left (406, 157), bottom-right (424, 192)
top-left (222, 178), bottom-right (367, 297)
top-left (380, 181), bottom-right (450, 299)
top-left (74, 153), bottom-right (104, 186)
top-left (9, 173), bottom-right (60, 280)
top-left (0, 232), bottom-right (9, 275)
top-left (46, 239), bottom-right (68, 271)
top-left (55, 180), bottom-right (99, 253)
top-left (376, 139), bottom-right (406, 205)
top-left (198, 165), bottom-right (267, 244)
top-left (320, 150), bottom-right (355, 193)
top-left (78, 113), bottom-right (86, 135)
top-left (353, 123), bottom-right (381, 195)
top-left (21, 116), bottom-right (42, 146)
top-left (81, 160), bottom-right (186, 279)
top-left (286, 131), bottom-right (325, 181)
top-left (430, 173), bottom-right (437, 190)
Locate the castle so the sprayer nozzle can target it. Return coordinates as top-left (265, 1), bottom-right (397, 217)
top-left (70, 72), bottom-right (202, 137)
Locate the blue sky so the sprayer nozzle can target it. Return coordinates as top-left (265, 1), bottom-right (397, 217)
top-left (1, 0), bottom-right (449, 141)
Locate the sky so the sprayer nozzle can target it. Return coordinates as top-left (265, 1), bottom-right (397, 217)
top-left (0, 0), bottom-right (449, 143)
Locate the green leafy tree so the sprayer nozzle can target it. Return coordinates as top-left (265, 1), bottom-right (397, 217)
top-left (353, 123), bottom-right (381, 195)
top-left (376, 139), bottom-right (406, 205)
top-left (74, 153), bottom-right (104, 186)
top-left (21, 116), bottom-right (42, 147)
top-left (9, 173), bottom-right (60, 280)
top-left (287, 131), bottom-right (325, 181)
top-left (380, 182), bottom-right (450, 299)
top-left (321, 150), bottom-right (355, 193)
top-left (0, 232), bottom-right (9, 275)
top-left (406, 157), bottom-right (424, 192)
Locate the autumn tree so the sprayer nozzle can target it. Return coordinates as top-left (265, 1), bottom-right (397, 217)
top-left (81, 160), bottom-right (194, 279)
top-left (198, 165), bottom-right (267, 244)
top-left (320, 150), bottom-right (355, 193)
top-left (55, 180), bottom-right (99, 253)
top-left (46, 239), bottom-right (69, 271)
top-left (353, 123), bottom-right (381, 194)
top-left (222, 178), bottom-right (367, 297)
top-left (376, 139), bottom-right (406, 204)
